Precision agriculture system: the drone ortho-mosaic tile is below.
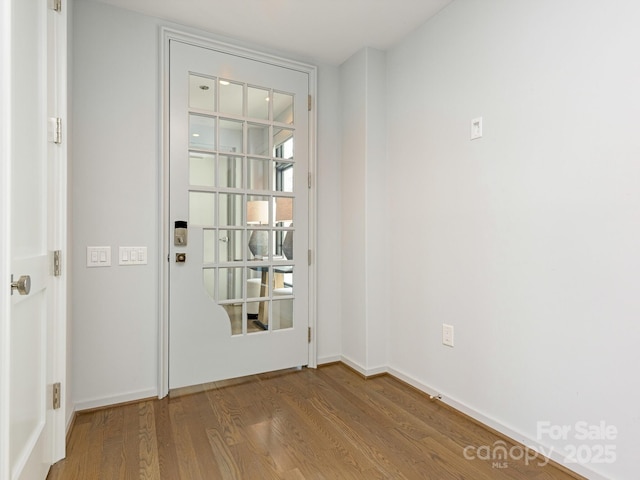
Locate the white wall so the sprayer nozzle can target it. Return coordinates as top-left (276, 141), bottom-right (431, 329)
top-left (385, 1), bottom-right (640, 478)
top-left (340, 48), bottom-right (389, 373)
top-left (71, 0), bottom-right (342, 407)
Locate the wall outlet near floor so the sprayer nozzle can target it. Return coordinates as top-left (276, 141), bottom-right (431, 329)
top-left (442, 324), bottom-right (454, 347)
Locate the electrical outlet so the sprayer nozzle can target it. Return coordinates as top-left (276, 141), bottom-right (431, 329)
top-left (442, 324), bottom-right (454, 347)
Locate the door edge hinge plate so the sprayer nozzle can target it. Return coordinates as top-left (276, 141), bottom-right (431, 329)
top-left (52, 382), bottom-right (61, 409)
top-left (49, 117), bottom-right (62, 144)
top-left (308, 249), bottom-right (312, 266)
top-left (308, 327), bottom-right (311, 343)
top-left (308, 94), bottom-right (312, 111)
top-left (53, 250), bottom-right (62, 276)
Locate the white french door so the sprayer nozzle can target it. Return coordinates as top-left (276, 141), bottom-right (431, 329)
top-left (1, 0), bottom-right (66, 479)
top-left (168, 39), bottom-right (311, 389)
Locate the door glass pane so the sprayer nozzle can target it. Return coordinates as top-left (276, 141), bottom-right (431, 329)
top-left (246, 196), bottom-right (270, 226)
top-left (247, 301), bottom-right (269, 333)
top-left (218, 229), bottom-right (243, 262)
top-left (272, 299), bottom-right (293, 330)
top-left (248, 158), bottom-right (270, 191)
top-left (248, 86), bottom-right (270, 120)
top-left (273, 91), bottom-right (294, 124)
top-left (247, 123), bottom-right (270, 156)
top-left (274, 162), bottom-right (294, 192)
top-left (273, 128), bottom-right (294, 158)
top-left (189, 115), bottom-right (216, 150)
top-left (189, 152), bottom-right (215, 187)
top-left (189, 191), bottom-right (215, 226)
top-left (219, 267), bottom-right (243, 301)
top-left (273, 266), bottom-right (293, 294)
top-left (218, 155), bottom-right (242, 189)
top-left (274, 197), bottom-right (293, 226)
top-left (223, 304), bottom-right (242, 336)
top-left (219, 119), bottom-right (243, 153)
top-left (189, 75), bottom-right (216, 111)
top-left (203, 229), bottom-right (215, 264)
top-left (219, 193), bottom-right (243, 227)
top-left (218, 80), bottom-right (243, 116)
top-left (247, 270), bottom-right (263, 298)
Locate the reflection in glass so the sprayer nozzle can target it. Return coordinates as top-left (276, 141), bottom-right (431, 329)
top-left (218, 80), bottom-right (243, 116)
top-left (189, 152), bottom-right (215, 187)
top-left (246, 270), bottom-right (263, 298)
top-left (274, 162), bottom-right (294, 192)
top-left (219, 119), bottom-right (243, 153)
top-left (218, 155), bottom-right (242, 189)
top-left (272, 266), bottom-right (293, 294)
top-left (203, 268), bottom-right (215, 300)
top-left (189, 191), bottom-right (215, 226)
top-left (273, 91), bottom-right (294, 124)
top-left (218, 229), bottom-right (243, 262)
top-left (274, 197), bottom-right (293, 226)
top-left (273, 194), bottom-right (293, 258)
top-left (248, 158), bottom-right (270, 191)
top-left (246, 196), bottom-right (270, 225)
top-left (273, 128), bottom-right (294, 158)
top-left (203, 229), bottom-right (215, 264)
top-left (219, 193), bottom-right (243, 227)
top-left (189, 115), bottom-right (216, 150)
top-left (247, 123), bottom-right (270, 156)
top-left (272, 298), bottom-right (293, 330)
top-left (222, 304), bottom-right (242, 336)
top-left (247, 301), bottom-right (269, 333)
top-left (218, 267), bottom-right (243, 301)
top-left (248, 86), bottom-right (270, 120)
top-left (189, 75), bottom-right (216, 111)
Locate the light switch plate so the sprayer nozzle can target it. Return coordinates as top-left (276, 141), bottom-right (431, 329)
top-left (87, 246), bottom-right (111, 267)
top-left (471, 117), bottom-right (483, 140)
top-left (119, 246), bottom-right (148, 266)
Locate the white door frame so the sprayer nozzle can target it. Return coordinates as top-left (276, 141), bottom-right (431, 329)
top-left (158, 28), bottom-right (317, 397)
top-left (0, 0), bottom-right (68, 477)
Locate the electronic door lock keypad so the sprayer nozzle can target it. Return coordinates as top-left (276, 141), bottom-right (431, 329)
top-left (174, 220), bottom-right (188, 246)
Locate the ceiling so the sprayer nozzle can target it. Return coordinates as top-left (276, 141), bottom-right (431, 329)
top-left (90, 0), bottom-right (454, 65)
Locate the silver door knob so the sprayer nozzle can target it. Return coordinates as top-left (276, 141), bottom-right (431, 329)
top-left (11, 274), bottom-right (31, 296)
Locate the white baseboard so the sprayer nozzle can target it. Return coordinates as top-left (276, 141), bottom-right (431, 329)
top-left (65, 405), bottom-right (76, 434)
top-left (73, 388), bottom-right (158, 412)
top-left (317, 354), bottom-right (341, 365)
top-left (340, 355), bottom-right (387, 377)
top-left (387, 366), bottom-right (610, 480)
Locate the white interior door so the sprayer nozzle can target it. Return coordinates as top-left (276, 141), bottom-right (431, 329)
top-left (168, 39), bottom-right (310, 389)
top-left (0, 1), bottom-right (66, 479)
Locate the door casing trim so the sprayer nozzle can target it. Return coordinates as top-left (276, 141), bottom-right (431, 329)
top-left (158, 28), bottom-right (318, 398)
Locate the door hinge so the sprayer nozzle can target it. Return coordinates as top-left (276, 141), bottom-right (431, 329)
top-left (308, 172), bottom-right (312, 189)
top-left (49, 117), bottom-right (62, 144)
top-left (51, 0), bottom-right (62, 12)
top-left (308, 94), bottom-right (312, 111)
top-left (53, 250), bottom-right (62, 276)
top-left (52, 382), bottom-right (61, 410)
top-left (308, 327), bottom-right (311, 343)
top-left (308, 249), bottom-right (312, 266)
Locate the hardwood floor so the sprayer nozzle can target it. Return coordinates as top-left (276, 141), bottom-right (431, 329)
top-left (48, 364), bottom-right (583, 479)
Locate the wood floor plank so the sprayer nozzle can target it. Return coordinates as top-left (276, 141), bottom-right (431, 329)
top-left (138, 401), bottom-right (161, 479)
top-left (48, 364), bottom-right (585, 480)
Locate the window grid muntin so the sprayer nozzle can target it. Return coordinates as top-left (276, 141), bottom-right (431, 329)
top-left (188, 74), bottom-right (296, 334)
